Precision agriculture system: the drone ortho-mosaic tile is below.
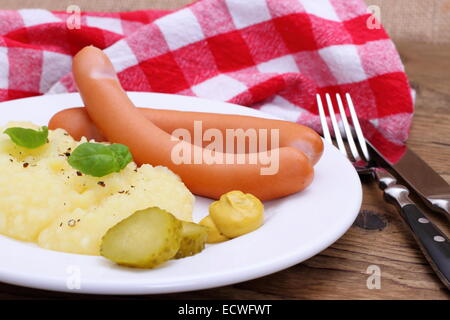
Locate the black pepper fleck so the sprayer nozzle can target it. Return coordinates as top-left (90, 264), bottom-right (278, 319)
top-left (98, 181), bottom-right (106, 187)
top-left (76, 171), bottom-right (82, 176)
top-left (23, 162), bottom-right (29, 168)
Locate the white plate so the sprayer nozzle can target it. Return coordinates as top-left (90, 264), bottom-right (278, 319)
top-left (0, 92), bottom-right (362, 295)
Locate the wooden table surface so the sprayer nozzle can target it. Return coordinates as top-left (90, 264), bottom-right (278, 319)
top-left (0, 4), bottom-right (449, 300)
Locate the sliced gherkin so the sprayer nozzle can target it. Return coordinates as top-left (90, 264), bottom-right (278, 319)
top-left (100, 207), bottom-right (182, 268)
top-left (175, 221), bottom-right (208, 259)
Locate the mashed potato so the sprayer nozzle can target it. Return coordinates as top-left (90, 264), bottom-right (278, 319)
top-left (0, 122), bottom-right (194, 255)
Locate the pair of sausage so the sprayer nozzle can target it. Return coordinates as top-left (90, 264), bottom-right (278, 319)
top-left (50, 46), bottom-right (323, 200)
top-left (50, 107), bottom-right (323, 165)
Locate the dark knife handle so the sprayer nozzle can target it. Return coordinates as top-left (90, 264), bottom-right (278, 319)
top-left (400, 204), bottom-right (450, 289)
top-left (383, 185), bottom-right (450, 290)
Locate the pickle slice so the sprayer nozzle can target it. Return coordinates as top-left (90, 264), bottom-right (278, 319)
top-left (100, 207), bottom-right (182, 268)
top-left (175, 221), bottom-right (208, 259)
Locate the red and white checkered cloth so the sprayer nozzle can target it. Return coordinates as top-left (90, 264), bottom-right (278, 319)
top-left (0, 0), bottom-right (413, 160)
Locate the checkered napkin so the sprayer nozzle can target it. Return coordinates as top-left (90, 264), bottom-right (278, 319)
top-left (0, 0), bottom-right (413, 159)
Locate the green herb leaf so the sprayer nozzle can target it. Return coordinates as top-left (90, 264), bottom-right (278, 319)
top-left (68, 142), bottom-right (133, 177)
top-left (4, 126), bottom-right (49, 149)
top-left (109, 144), bottom-right (133, 170)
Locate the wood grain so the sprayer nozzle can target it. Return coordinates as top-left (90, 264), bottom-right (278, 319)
top-left (0, 1), bottom-right (449, 300)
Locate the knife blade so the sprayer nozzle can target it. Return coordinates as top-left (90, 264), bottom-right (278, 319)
top-left (367, 142), bottom-right (450, 219)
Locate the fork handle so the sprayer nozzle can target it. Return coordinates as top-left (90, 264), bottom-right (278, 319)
top-left (383, 184), bottom-right (450, 290)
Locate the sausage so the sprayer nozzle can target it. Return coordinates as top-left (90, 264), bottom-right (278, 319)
top-left (71, 46), bottom-right (314, 200)
top-left (49, 107), bottom-right (323, 165)
top-left (49, 106), bottom-right (105, 142)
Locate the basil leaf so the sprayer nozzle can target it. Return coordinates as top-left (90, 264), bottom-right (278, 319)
top-left (4, 126), bottom-right (48, 149)
top-left (68, 143), bottom-right (119, 177)
top-left (68, 142), bottom-right (133, 177)
top-left (109, 144), bottom-right (133, 170)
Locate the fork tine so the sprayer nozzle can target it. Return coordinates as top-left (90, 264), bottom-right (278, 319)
top-left (325, 93), bottom-right (347, 156)
top-left (336, 93), bottom-right (361, 161)
top-left (316, 94), bottom-right (332, 144)
top-left (346, 93), bottom-right (370, 161)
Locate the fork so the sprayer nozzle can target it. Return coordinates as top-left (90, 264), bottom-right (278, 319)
top-left (317, 93), bottom-right (450, 290)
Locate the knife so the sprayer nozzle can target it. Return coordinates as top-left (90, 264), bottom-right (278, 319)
top-left (367, 142), bottom-right (450, 219)
top-left (374, 168), bottom-right (450, 290)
